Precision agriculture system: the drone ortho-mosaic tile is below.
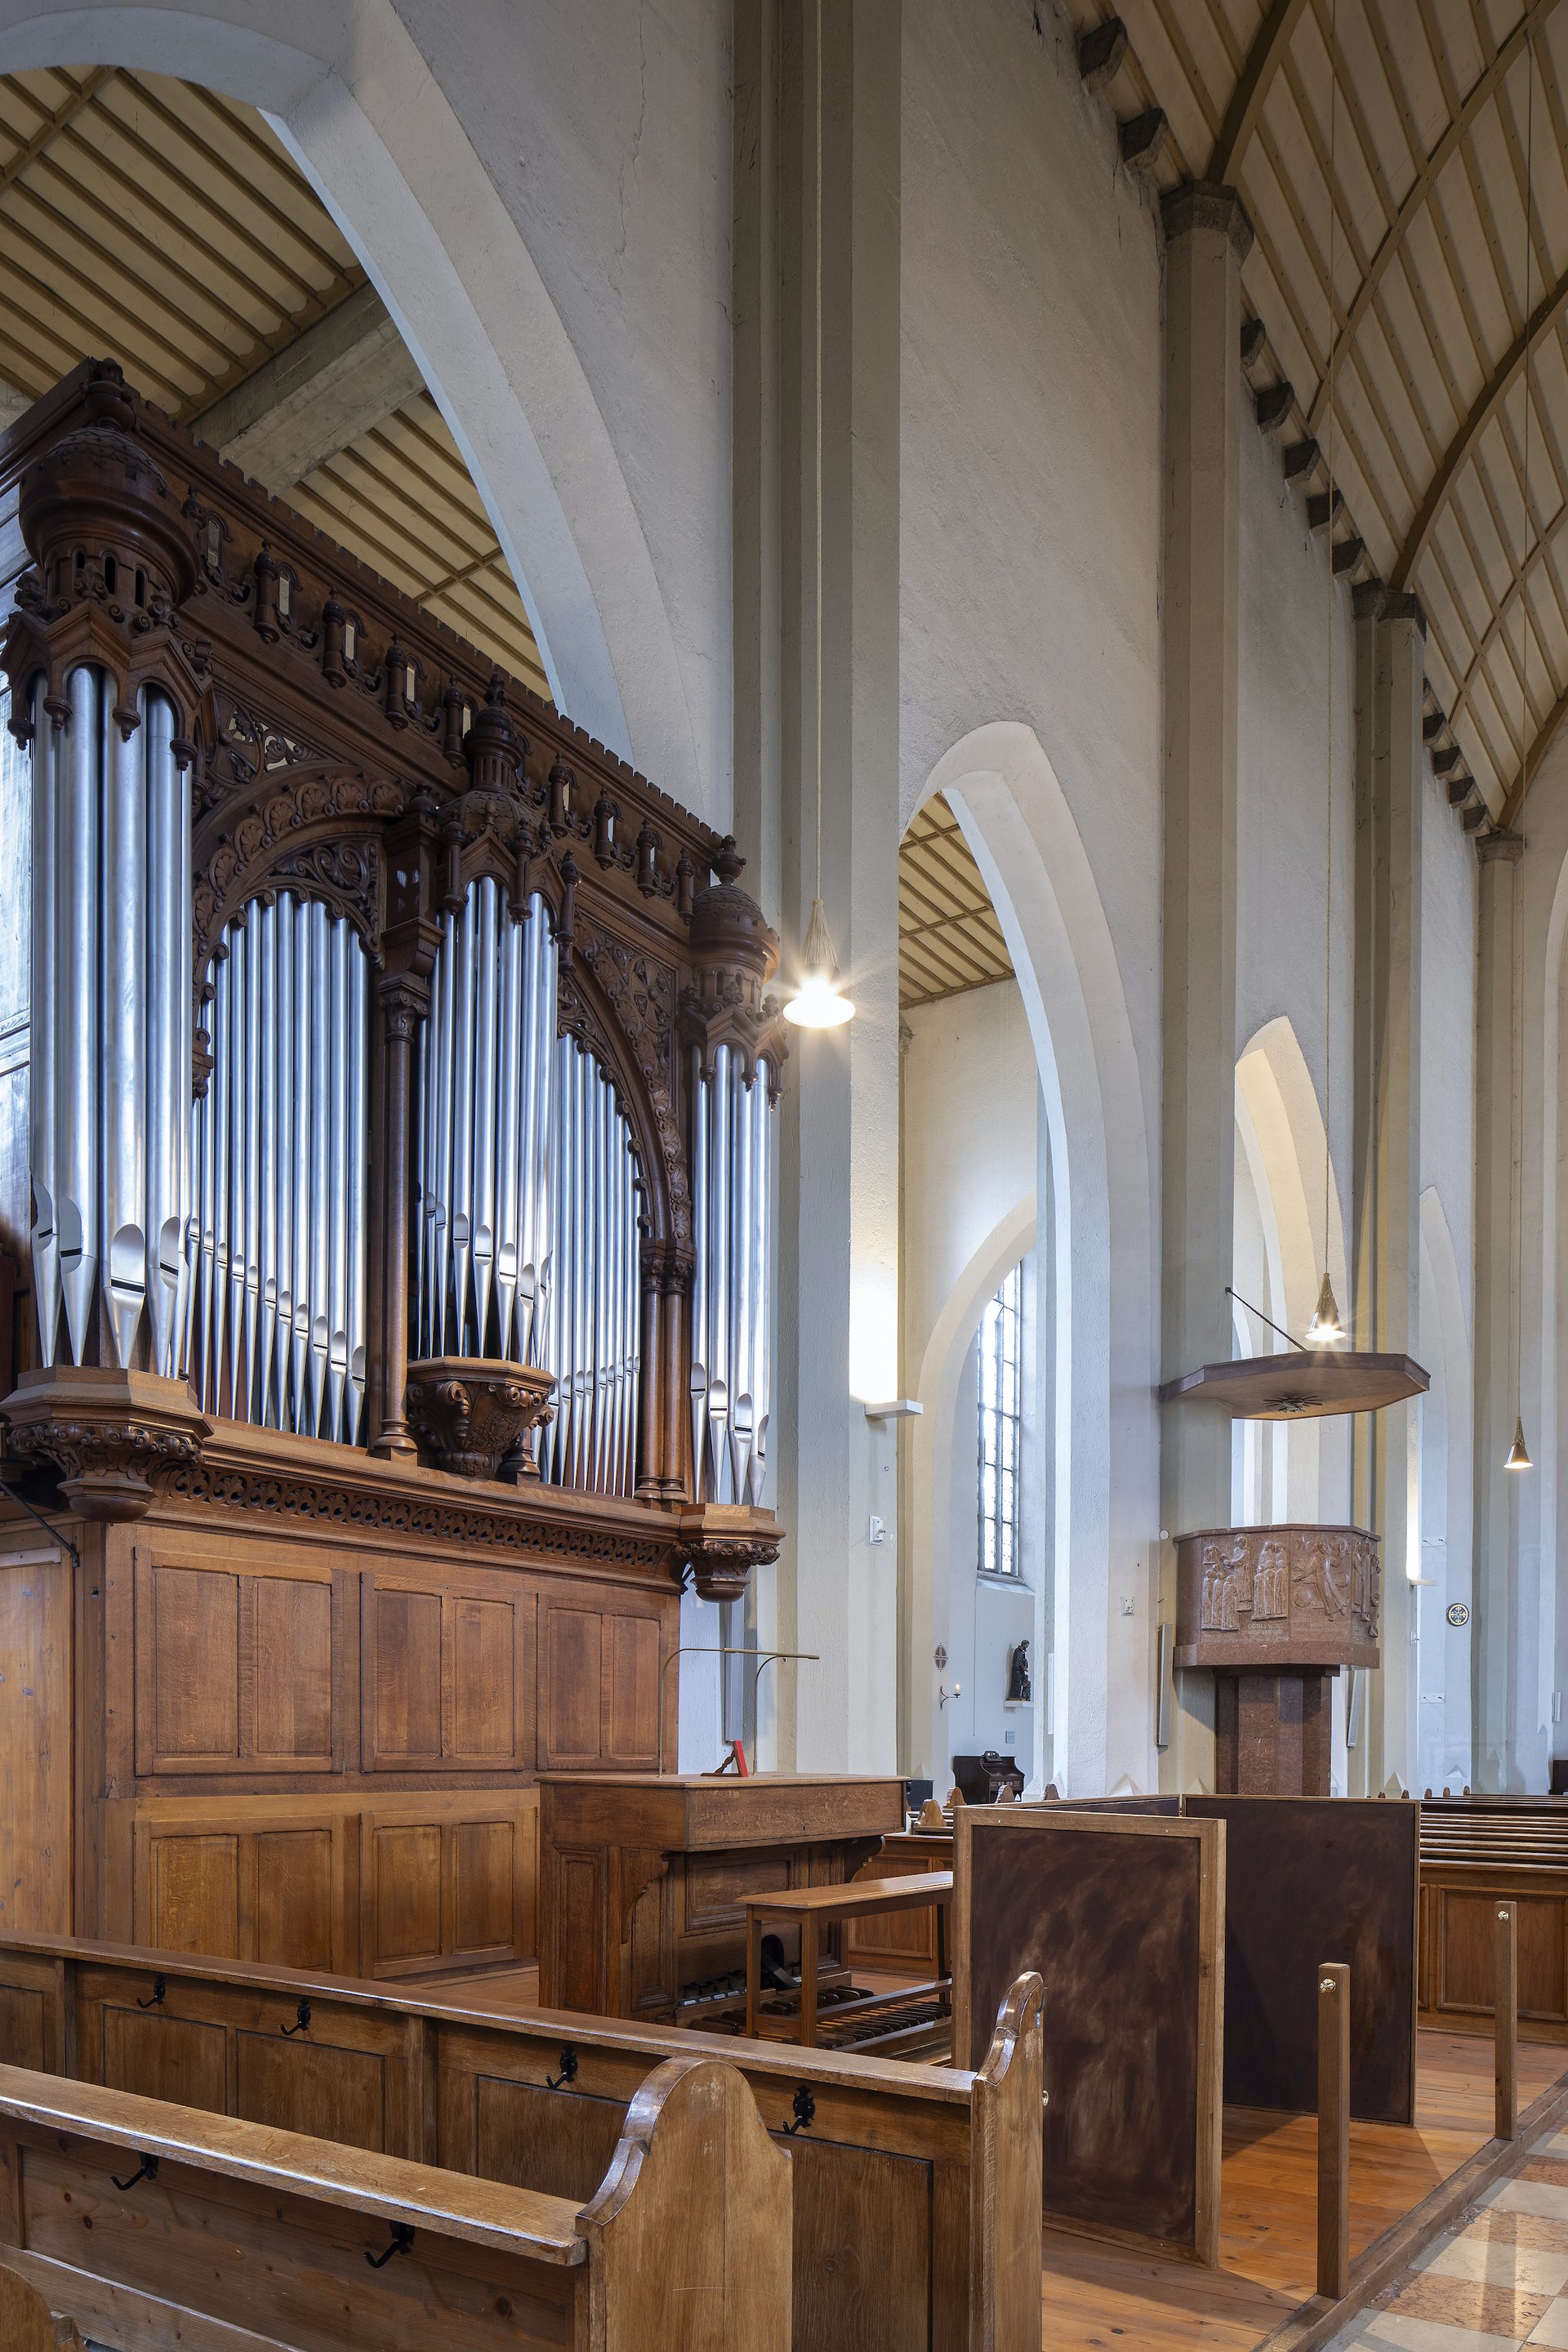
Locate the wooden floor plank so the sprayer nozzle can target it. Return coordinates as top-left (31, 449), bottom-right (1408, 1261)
top-left (1039, 2030), bottom-right (1568, 2352)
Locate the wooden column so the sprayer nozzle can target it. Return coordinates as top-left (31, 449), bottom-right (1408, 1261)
top-left (370, 975), bottom-right (426, 1459)
top-left (1317, 1960), bottom-right (1350, 2300)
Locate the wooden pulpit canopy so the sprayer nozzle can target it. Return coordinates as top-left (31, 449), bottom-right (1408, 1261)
top-left (1159, 1350), bottom-right (1428, 1419)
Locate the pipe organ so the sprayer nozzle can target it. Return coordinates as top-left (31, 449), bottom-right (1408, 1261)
top-left (189, 893), bottom-right (369, 1445)
top-left (0, 359), bottom-right (787, 1981)
top-left (29, 667), bottom-right (191, 1382)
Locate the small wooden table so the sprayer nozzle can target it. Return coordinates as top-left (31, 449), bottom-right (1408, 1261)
top-left (743, 1869), bottom-right (954, 2047)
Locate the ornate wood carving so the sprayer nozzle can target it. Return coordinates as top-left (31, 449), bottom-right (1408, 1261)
top-left (1, 1365), bottom-right (212, 1522)
top-left (404, 1357), bottom-right (556, 1481)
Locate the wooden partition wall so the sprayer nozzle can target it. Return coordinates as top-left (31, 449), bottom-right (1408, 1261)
top-left (1187, 1794), bottom-right (1419, 2123)
top-left (951, 1806), bottom-right (1225, 2266)
top-left (0, 359), bottom-right (789, 1977)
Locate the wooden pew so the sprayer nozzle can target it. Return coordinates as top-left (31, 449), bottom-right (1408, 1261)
top-left (1418, 1799), bottom-right (1568, 2040)
top-left (0, 2053), bottom-right (789, 2351)
top-left (0, 1931), bottom-right (1044, 2352)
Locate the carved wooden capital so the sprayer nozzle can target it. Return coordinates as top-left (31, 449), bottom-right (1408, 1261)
top-left (403, 1357), bottom-right (557, 1481)
top-left (0, 1366), bottom-right (212, 1524)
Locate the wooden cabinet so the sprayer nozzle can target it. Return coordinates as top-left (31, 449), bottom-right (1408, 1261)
top-left (1, 1434), bottom-right (679, 1985)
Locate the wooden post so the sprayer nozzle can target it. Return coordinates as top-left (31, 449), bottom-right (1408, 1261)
top-left (1495, 1900), bottom-right (1517, 2141)
top-left (1317, 1960), bottom-right (1350, 2301)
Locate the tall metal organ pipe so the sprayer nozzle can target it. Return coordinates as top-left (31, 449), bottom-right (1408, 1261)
top-left (187, 892), bottom-right (368, 1443)
top-left (689, 1045), bottom-right (776, 1507)
top-left (412, 875), bottom-right (642, 1493)
top-left (24, 667), bottom-right (190, 1375)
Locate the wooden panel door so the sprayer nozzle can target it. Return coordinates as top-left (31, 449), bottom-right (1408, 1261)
top-left (537, 1602), bottom-right (604, 1769)
top-left (537, 1597), bottom-right (668, 1771)
top-left (133, 1548), bottom-right (336, 1777)
top-left (0, 1552), bottom-right (72, 1935)
top-left (128, 1802), bottom-right (351, 1972)
top-left (361, 1571), bottom-right (531, 1771)
top-left (359, 1792), bottom-right (537, 1978)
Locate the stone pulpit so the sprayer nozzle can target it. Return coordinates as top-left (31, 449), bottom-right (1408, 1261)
top-left (1174, 1524), bottom-right (1380, 1794)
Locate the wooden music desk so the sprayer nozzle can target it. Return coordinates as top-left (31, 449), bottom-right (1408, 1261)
top-left (743, 1869), bottom-right (954, 2046)
top-left (537, 1771), bottom-right (906, 2022)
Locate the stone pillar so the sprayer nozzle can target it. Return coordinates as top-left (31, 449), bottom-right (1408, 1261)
top-left (1348, 585), bottom-right (1426, 1793)
top-left (1473, 828), bottom-right (1525, 1785)
top-left (734, 0), bottom-right (902, 1771)
top-left (1157, 183), bottom-right (1253, 1793)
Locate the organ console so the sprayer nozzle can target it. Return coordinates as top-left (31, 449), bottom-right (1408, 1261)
top-left (0, 358), bottom-right (788, 1980)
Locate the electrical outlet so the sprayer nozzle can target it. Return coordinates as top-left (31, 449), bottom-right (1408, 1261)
top-left (868, 1515), bottom-right (887, 1546)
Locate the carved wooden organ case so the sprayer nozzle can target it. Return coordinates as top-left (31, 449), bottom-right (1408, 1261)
top-left (0, 360), bottom-right (786, 1979)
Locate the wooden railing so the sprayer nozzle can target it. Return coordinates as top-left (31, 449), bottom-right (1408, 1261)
top-left (0, 1931), bottom-right (1043, 2352)
top-left (0, 2051), bottom-right (789, 2351)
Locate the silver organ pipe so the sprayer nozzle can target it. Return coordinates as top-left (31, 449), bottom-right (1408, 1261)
top-left (415, 881), bottom-right (558, 1365)
top-left (25, 666), bottom-right (189, 1375)
top-left (689, 1045), bottom-right (777, 1506)
top-left (411, 874), bottom-right (641, 1492)
top-left (187, 892), bottom-right (368, 1444)
top-left (541, 1035), bottom-right (641, 1494)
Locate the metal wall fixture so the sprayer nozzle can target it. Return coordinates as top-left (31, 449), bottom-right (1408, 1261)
top-left (688, 1043), bottom-right (774, 1506)
top-left (414, 878), bottom-right (555, 1365)
top-left (187, 891), bottom-right (368, 1444)
top-left (541, 1035), bottom-right (642, 1495)
top-left (25, 670), bottom-right (191, 1375)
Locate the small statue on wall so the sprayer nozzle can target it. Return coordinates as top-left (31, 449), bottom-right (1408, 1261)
top-left (1006, 1638), bottom-right (1031, 1704)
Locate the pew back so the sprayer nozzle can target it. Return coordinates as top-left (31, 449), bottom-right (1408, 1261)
top-left (0, 1931), bottom-right (1040, 2352)
top-left (0, 2053), bottom-right (789, 2352)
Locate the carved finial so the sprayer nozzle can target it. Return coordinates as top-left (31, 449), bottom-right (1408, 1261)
top-left (714, 835), bottom-right (745, 885)
top-left (82, 358), bottom-right (135, 434)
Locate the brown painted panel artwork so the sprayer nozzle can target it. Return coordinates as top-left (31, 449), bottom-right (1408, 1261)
top-left (964, 1815), bottom-right (1208, 2250)
top-left (1187, 1795), bottom-right (1417, 2122)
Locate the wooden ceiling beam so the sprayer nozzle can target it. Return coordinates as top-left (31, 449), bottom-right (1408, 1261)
top-left (1502, 675), bottom-right (1568, 823)
top-left (1306, 1), bottom-right (1561, 438)
top-left (1207, 0), bottom-right (1309, 184)
top-left (1394, 267), bottom-right (1568, 590)
top-left (0, 67), bottom-right (115, 201)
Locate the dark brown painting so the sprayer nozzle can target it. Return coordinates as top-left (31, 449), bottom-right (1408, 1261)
top-left (956, 1810), bottom-right (1223, 2262)
top-left (1186, 1795), bottom-right (1418, 2123)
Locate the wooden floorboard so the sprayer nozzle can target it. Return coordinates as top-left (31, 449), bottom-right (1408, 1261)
top-left (1039, 2030), bottom-right (1568, 2352)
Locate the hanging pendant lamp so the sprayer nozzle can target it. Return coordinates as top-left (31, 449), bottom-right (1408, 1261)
top-left (1305, 1271), bottom-right (1345, 1347)
top-left (782, 0), bottom-right (854, 1036)
top-left (1507, 1417), bottom-right (1532, 1472)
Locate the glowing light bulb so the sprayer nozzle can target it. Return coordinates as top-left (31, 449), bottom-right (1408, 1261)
top-left (782, 897), bottom-right (855, 1028)
top-left (1305, 1272), bottom-right (1345, 1346)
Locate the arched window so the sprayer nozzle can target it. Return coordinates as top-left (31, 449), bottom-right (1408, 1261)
top-left (978, 1261), bottom-right (1024, 1579)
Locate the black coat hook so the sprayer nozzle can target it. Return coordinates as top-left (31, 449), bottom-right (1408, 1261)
top-left (782, 2086), bottom-right (815, 2136)
top-left (281, 1999), bottom-right (311, 2036)
top-left (111, 2154), bottom-right (158, 2193)
top-left (366, 2221), bottom-right (415, 2270)
top-left (136, 1976), bottom-right (166, 2010)
top-left (545, 2045), bottom-right (578, 2090)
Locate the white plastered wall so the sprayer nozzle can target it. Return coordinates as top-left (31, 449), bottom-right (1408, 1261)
top-left (0, 0), bottom-right (733, 823)
top-left (900, 0), bottom-right (1163, 1795)
top-left (899, 978), bottom-right (1039, 1790)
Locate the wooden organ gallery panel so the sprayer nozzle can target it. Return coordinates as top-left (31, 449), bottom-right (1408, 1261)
top-left (0, 360), bottom-right (788, 1977)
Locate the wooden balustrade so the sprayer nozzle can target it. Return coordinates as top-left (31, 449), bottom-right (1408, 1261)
top-left (0, 1930), bottom-right (1043, 2352)
top-left (0, 2051), bottom-right (790, 2351)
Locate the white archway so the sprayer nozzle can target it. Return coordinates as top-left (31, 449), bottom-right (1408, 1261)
top-left (914, 721), bottom-right (1158, 1798)
top-left (0, 0), bottom-right (710, 807)
top-left (1234, 1016), bottom-right (1352, 1524)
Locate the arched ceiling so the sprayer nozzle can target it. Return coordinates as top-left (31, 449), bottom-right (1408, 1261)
top-left (1066, 0), bottom-right (1568, 825)
top-left (0, 65), bottom-right (548, 697)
